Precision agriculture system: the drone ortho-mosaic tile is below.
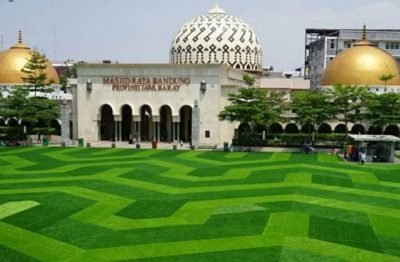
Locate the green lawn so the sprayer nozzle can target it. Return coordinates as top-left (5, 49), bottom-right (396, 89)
top-left (1, 147), bottom-right (400, 261)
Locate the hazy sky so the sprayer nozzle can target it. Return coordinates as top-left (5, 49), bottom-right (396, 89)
top-left (1, 0), bottom-right (399, 70)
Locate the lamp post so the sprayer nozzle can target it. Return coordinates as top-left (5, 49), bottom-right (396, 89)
top-left (86, 79), bottom-right (92, 92)
top-left (200, 80), bottom-right (207, 94)
top-left (61, 99), bottom-right (70, 146)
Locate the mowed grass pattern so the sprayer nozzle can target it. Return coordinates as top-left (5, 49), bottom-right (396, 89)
top-left (1, 148), bottom-right (400, 261)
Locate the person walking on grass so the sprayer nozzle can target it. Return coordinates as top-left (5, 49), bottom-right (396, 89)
top-left (360, 151), bottom-right (367, 165)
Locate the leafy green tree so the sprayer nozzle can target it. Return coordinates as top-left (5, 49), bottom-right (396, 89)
top-left (219, 87), bottom-right (284, 134)
top-left (365, 92), bottom-right (400, 131)
top-left (218, 87), bottom-right (264, 133)
top-left (0, 88), bottom-right (59, 132)
top-left (328, 84), bottom-right (370, 139)
top-left (290, 89), bottom-right (333, 143)
top-left (259, 90), bottom-right (285, 134)
top-left (21, 50), bottom-right (55, 96)
top-left (243, 74), bottom-right (256, 88)
top-left (379, 73), bottom-right (395, 88)
top-left (60, 61), bottom-right (77, 93)
top-left (0, 88), bottom-right (30, 122)
top-left (0, 50), bottom-right (60, 136)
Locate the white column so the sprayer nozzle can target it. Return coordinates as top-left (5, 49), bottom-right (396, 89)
top-left (137, 122), bottom-right (141, 143)
top-left (114, 121), bottom-right (118, 141)
top-left (157, 122), bottom-right (161, 142)
top-left (177, 123), bottom-right (180, 143)
top-left (119, 121), bottom-right (122, 141)
top-left (172, 122), bottom-right (176, 142)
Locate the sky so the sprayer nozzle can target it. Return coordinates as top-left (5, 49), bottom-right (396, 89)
top-left (1, 0), bottom-right (400, 71)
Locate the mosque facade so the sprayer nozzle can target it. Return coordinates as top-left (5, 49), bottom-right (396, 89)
top-left (72, 5), bottom-right (260, 147)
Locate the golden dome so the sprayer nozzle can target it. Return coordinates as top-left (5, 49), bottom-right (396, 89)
top-left (321, 28), bottom-right (400, 86)
top-left (0, 31), bottom-right (59, 85)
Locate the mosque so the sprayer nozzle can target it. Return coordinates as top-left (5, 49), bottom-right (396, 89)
top-left (1, 5), bottom-right (400, 147)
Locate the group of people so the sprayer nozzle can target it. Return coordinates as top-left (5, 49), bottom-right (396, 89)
top-left (346, 144), bottom-right (367, 164)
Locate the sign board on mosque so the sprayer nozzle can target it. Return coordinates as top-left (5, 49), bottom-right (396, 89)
top-left (103, 76), bottom-right (191, 92)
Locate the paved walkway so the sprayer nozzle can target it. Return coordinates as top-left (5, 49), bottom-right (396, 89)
top-left (87, 141), bottom-right (192, 150)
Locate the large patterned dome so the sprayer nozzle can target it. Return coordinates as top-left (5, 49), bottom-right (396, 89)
top-left (170, 5), bottom-right (263, 72)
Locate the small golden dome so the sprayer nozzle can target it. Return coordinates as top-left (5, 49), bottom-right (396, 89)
top-left (0, 31), bottom-right (59, 85)
top-left (321, 27), bottom-right (400, 86)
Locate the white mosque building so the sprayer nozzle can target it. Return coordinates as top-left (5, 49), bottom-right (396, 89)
top-left (71, 5), bottom-right (264, 147)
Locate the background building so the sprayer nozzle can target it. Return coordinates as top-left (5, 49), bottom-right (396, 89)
top-left (305, 28), bottom-right (400, 88)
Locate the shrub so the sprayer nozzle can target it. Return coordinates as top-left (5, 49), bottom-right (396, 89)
top-left (0, 127), bottom-right (28, 140)
top-left (232, 132), bottom-right (347, 148)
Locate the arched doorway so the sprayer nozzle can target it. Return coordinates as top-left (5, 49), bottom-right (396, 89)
top-left (334, 124), bottom-right (346, 133)
top-left (384, 125), bottom-right (400, 136)
top-left (238, 123), bottom-right (251, 137)
top-left (121, 105), bottom-right (132, 141)
top-left (179, 106), bottom-right (192, 142)
top-left (285, 123), bottom-right (299, 134)
top-left (0, 118), bottom-right (5, 127)
top-left (351, 124), bottom-right (365, 134)
top-left (140, 105), bottom-right (152, 141)
top-left (160, 105), bottom-right (172, 142)
top-left (368, 126), bottom-right (382, 135)
top-left (50, 119), bottom-right (61, 135)
top-left (8, 118), bottom-right (19, 127)
top-left (100, 104), bottom-right (114, 141)
top-left (270, 123), bottom-right (283, 134)
top-left (318, 123), bottom-right (332, 134)
top-left (301, 123), bottom-right (314, 134)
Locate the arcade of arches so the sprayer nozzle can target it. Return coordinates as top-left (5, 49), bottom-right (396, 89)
top-left (98, 104), bottom-right (192, 142)
top-left (236, 122), bottom-right (400, 137)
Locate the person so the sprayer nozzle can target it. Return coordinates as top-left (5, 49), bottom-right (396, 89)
top-left (37, 132), bottom-right (42, 143)
top-left (360, 151), bottom-right (367, 165)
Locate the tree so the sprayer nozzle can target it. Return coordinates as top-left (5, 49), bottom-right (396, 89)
top-left (328, 84), bottom-right (370, 139)
top-left (0, 88), bottom-right (59, 133)
top-left (365, 92), bottom-right (400, 131)
top-left (243, 74), bottom-right (256, 88)
top-left (0, 88), bottom-right (30, 122)
top-left (21, 50), bottom-right (55, 96)
top-left (219, 86), bottom-right (284, 134)
top-left (379, 73), bottom-right (395, 88)
top-left (0, 49), bottom-right (60, 136)
top-left (290, 89), bottom-right (333, 143)
top-left (60, 61), bottom-right (77, 93)
top-left (218, 87), bottom-right (264, 133)
top-left (259, 90), bottom-right (285, 134)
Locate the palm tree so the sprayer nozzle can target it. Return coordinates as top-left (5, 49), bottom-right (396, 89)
top-left (379, 73), bottom-right (395, 88)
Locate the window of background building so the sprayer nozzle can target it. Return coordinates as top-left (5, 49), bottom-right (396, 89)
top-left (329, 39), bottom-right (336, 49)
top-left (205, 130), bottom-right (210, 138)
top-left (385, 42), bottom-right (400, 50)
top-left (344, 40), bottom-right (352, 48)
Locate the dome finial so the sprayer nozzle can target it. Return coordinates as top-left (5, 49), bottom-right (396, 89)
top-left (362, 24), bottom-right (367, 41)
top-left (18, 30), bottom-right (22, 44)
top-left (208, 4), bottom-right (226, 14)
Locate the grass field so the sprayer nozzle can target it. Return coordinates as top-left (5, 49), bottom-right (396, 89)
top-left (1, 147), bottom-right (400, 261)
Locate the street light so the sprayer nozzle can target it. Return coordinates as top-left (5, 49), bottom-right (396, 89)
top-left (86, 79), bottom-right (92, 92)
top-left (200, 80), bottom-right (207, 94)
